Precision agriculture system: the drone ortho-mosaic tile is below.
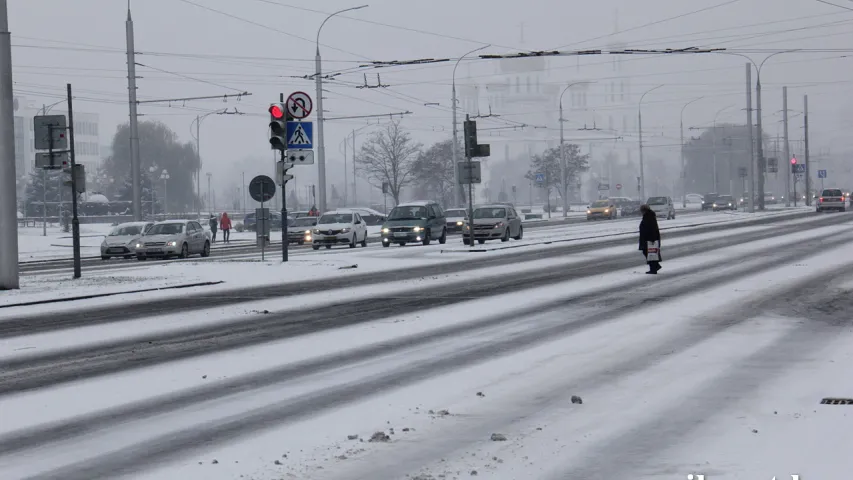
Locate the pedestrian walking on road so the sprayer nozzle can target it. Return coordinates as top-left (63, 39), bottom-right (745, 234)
top-left (638, 204), bottom-right (662, 274)
top-left (220, 212), bottom-right (232, 243)
top-left (209, 214), bottom-right (218, 243)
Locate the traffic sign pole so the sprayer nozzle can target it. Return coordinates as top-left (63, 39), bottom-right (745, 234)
top-left (281, 150), bottom-right (288, 263)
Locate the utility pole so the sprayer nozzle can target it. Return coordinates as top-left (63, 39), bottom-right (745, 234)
top-left (0, 0), bottom-right (19, 289)
top-left (195, 115), bottom-right (201, 218)
top-left (452, 79), bottom-right (460, 207)
top-left (351, 129), bottom-right (357, 205)
top-left (804, 94), bottom-right (811, 206)
top-left (782, 86), bottom-right (791, 207)
top-left (207, 173), bottom-right (212, 212)
top-left (638, 106), bottom-right (645, 202)
top-left (126, 5), bottom-right (142, 221)
top-left (67, 84), bottom-right (81, 279)
top-left (559, 100), bottom-right (567, 216)
top-left (745, 63), bottom-right (755, 213)
top-left (755, 66), bottom-right (766, 211)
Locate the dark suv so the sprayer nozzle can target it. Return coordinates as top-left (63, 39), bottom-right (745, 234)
top-left (380, 201), bottom-right (447, 247)
top-left (701, 193), bottom-right (719, 211)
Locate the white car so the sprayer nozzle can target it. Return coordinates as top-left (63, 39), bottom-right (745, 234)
top-left (646, 196), bottom-right (676, 220)
top-left (101, 221), bottom-right (154, 260)
top-left (311, 211), bottom-right (369, 250)
top-left (135, 220), bottom-right (211, 260)
top-left (444, 208), bottom-right (468, 234)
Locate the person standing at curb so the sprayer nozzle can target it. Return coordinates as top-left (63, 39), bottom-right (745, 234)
top-left (220, 212), bottom-right (232, 243)
top-left (638, 204), bottom-right (662, 274)
top-left (209, 214), bottom-right (218, 243)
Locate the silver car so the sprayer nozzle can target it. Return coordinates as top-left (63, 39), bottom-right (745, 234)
top-left (135, 220), bottom-right (211, 260)
top-left (463, 205), bottom-right (523, 245)
top-left (100, 222), bottom-right (153, 260)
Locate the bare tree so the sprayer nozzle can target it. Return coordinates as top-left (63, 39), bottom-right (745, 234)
top-left (411, 139), bottom-right (457, 206)
top-left (356, 121), bottom-right (422, 205)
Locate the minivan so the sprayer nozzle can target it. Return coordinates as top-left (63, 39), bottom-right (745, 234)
top-left (380, 201), bottom-right (447, 246)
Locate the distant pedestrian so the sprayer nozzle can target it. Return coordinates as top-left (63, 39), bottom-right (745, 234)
top-left (638, 204), bottom-right (662, 274)
top-left (220, 212), bottom-right (232, 243)
top-left (309, 205), bottom-right (319, 216)
top-left (209, 214), bottom-right (218, 243)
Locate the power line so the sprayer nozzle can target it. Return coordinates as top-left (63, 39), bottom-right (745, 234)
top-left (135, 62), bottom-right (247, 93)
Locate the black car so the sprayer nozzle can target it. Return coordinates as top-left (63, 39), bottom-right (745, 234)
top-left (711, 195), bottom-right (737, 211)
top-left (701, 194), bottom-right (719, 211)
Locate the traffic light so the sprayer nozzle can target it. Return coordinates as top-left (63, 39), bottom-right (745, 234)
top-left (791, 157), bottom-right (797, 165)
top-left (463, 119), bottom-right (477, 158)
top-left (269, 103), bottom-right (287, 150)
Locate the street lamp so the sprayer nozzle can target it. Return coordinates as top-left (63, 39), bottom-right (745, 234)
top-left (315, 4), bottom-right (368, 214)
top-left (451, 44), bottom-right (490, 207)
top-left (190, 109), bottom-right (227, 219)
top-left (679, 96), bottom-right (704, 207)
top-left (638, 85), bottom-right (663, 202)
top-left (160, 169), bottom-right (170, 215)
top-left (559, 81), bottom-right (595, 216)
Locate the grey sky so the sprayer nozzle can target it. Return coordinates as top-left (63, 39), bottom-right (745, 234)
top-left (9, 0), bottom-right (853, 195)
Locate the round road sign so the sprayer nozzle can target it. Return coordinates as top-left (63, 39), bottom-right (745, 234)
top-left (286, 91), bottom-right (313, 119)
top-left (249, 175), bottom-right (277, 203)
top-left (615, 183), bottom-right (622, 190)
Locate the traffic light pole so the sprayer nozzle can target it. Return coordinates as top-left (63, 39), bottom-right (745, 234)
top-left (67, 83), bottom-right (81, 279)
top-left (281, 149), bottom-right (288, 263)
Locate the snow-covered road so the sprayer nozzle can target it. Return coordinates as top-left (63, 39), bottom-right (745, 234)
top-left (1, 211), bottom-right (852, 479)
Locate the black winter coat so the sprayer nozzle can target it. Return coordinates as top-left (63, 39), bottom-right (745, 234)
top-left (638, 210), bottom-right (661, 254)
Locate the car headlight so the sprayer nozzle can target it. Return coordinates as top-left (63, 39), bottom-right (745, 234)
top-left (135, 243), bottom-right (143, 249)
top-left (341, 228), bottom-right (351, 233)
top-left (604, 209), bottom-right (609, 213)
top-left (381, 227), bottom-right (390, 234)
top-left (413, 226), bottom-right (422, 232)
top-left (313, 228), bottom-right (320, 234)
top-left (728, 203), bottom-right (732, 206)
top-left (494, 222), bottom-right (504, 228)
top-left (166, 241), bottom-right (177, 247)
top-left (456, 221), bottom-right (463, 226)
top-left (713, 204), bottom-right (717, 207)
top-left (304, 230), bottom-right (311, 234)
top-left (587, 210), bottom-right (591, 214)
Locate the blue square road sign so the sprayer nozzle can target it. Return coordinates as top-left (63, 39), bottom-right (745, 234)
top-left (818, 169), bottom-right (827, 179)
top-left (535, 172), bottom-right (545, 184)
top-left (286, 121), bottom-right (313, 150)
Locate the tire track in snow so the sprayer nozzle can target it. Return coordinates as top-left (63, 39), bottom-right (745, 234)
top-left (9, 235), bottom-right (853, 480)
top-left (2, 218), bottom-right (848, 398)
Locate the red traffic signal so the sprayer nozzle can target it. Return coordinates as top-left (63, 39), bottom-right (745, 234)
top-left (791, 157), bottom-right (797, 165)
top-left (269, 104), bottom-right (284, 119)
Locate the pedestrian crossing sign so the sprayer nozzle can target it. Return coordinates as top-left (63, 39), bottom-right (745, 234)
top-left (286, 121), bottom-right (313, 150)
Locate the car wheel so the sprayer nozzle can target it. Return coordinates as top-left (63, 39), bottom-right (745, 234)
top-left (179, 243), bottom-right (189, 259)
top-left (101, 256), bottom-right (109, 261)
top-left (201, 241), bottom-right (210, 258)
top-left (398, 242), bottom-right (406, 246)
top-left (477, 239), bottom-right (486, 244)
top-left (136, 255), bottom-right (146, 261)
top-left (312, 245), bottom-right (320, 250)
top-left (438, 228), bottom-right (447, 245)
top-left (501, 229), bottom-right (510, 242)
top-left (298, 240), bottom-right (304, 246)
top-left (514, 225), bottom-right (523, 240)
top-left (349, 235), bottom-right (357, 248)
top-left (422, 230), bottom-right (431, 246)
top-left (463, 238), bottom-right (470, 245)
top-left (325, 245), bottom-right (332, 249)
top-left (360, 232), bottom-right (368, 247)
top-left (382, 241), bottom-right (390, 248)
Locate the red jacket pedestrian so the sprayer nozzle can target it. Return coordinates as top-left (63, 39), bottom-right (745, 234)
top-left (220, 212), bottom-right (233, 243)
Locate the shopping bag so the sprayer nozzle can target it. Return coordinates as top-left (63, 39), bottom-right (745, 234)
top-left (646, 241), bottom-right (660, 262)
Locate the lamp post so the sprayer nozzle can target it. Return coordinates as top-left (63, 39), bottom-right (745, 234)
top-left (451, 44), bottom-right (490, 207)
top-left (559, 81), bottom-right (595, 216)
top-left (160, 169), bottom-right (170, 215)
top-left (638, 85), bottom-right (663, 202)
top-left (206, 172), bottom-right (213, 212)
top-left (679, 96), bottom-right (704, 207)
top-left (315, 5), bottom-right (368, 214)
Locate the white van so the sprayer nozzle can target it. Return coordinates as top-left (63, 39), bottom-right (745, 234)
top-left (646, 196), bottom-right (675, 220)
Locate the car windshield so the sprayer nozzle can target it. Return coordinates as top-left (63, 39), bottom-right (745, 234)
top-left (473, 208), bottom-right (506, 219)
top-left (822, 189), bottom-right (843, 197)
top-left (445, 209), bottom-right (466, 218)
top-left (109, 225), bottom-right (143, 236)
top-left (591, 200), bottom-right (610, 207)
top-left (647, 197), bottom-right (667, 205)
top-left (388, 206), bottom-right (428, 220)
top-left (292, 217), bottom-right (317, 227)
top-left (717, 196), bottom-right (733, 202)
top-left (318, 214), bottom-right (352, 224)
top-left (147, 223), bottom-right (183, 235)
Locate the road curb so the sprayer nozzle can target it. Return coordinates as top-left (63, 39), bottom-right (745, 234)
top-left (0, 281), bottom-right (224, 309)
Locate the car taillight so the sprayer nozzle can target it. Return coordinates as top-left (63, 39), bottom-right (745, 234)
top-left (819, 197), bottom-right (824, 202)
